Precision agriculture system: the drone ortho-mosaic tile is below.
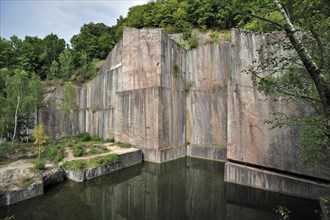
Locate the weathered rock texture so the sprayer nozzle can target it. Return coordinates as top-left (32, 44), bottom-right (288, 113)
top-left (39, 28), bottom-right (330, 197)
top-left (185, 43), bottom-right (230, 161)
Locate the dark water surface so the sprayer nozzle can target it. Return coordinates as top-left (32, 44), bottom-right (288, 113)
top-left (0, 157), bottom-right (320, 220)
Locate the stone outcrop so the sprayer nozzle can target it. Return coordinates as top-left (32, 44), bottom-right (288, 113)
top-left (42, 165), bottom-right (64, 186)
top-left (63, 149), bottom-right (142, 182)
top-left (39, 27), bottom-right (330, 198)
top-left (0, 149), bottom-right (142, 207)
top-left (0, 160), bottom-right (43, 207)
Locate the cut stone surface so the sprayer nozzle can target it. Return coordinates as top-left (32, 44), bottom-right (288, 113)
top-left (0, 160), bottom-right (43, 207)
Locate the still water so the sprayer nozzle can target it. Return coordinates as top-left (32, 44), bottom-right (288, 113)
top-left (0, 158), bottom-right (320, 220)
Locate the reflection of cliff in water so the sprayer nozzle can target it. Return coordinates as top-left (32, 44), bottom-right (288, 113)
top-left (0, 158), bottom-right (320, 220)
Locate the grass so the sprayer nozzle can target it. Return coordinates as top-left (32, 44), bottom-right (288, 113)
top-left (0, 142), bottom-right (33, 165)
top-left (72, 143), bottom-right (110, 157)
top-left (116, 141), bottom-right (131, 148)
top-left (61, 154), bottom-right (119, 171)
top-left (62, 160), bottom-right (86, 170)
top-left (0, 133), bottom-right (120, 165)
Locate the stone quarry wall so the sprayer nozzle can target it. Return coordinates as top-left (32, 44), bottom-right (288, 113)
top-left (227, 30), bottom-right (330, 180)
top-left (39, 28), bottom-right (330, 186)
top-left (185, 43), bottom-right (230, 161)
top-left (40, 28), bottom-right (186, 162)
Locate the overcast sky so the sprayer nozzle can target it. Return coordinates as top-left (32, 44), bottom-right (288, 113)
top-left (0, 0), bottom-right (148, 43)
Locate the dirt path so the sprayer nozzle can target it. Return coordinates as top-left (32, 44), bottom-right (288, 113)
top-left (63, 144), bottom-right (136, 162)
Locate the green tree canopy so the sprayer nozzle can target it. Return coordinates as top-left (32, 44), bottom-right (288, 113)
top-left (0, 68), bottom-right (43, 143)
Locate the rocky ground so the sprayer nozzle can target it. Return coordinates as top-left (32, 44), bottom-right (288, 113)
top-left (0, 143), bottom-right (140, 207)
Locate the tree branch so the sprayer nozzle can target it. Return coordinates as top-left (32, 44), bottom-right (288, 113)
top-left (308, 21), bottom-right (324, 70)
top-left (274, 0), bottom-right (330, 138)
top-left (235, 12), bottom-right (283, 29)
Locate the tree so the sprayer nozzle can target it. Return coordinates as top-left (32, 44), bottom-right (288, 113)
top-left (59, 82), bottom-right (78, 134)
top-left (32, 123), bottom-right (49, 159)
top-left (49, 60), bottom-right (60, 80)
top-left (70, 22), bottom-right (115, 60)
top-left (242, 0), bottom-right (330, 169)
top-left (0, 69), bottom-right (43, 146)
top-left (58, 49), bottom-right (74, 80)
top-left (39, 34), bottom-right (65, 79)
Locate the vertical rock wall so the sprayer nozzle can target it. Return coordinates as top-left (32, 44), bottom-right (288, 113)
top-left (185, 44), bottom-right (230, 160)
top-left (39, 28), bottom-right (330, 185)
top-left (227, 29), bottom-right (330, 180)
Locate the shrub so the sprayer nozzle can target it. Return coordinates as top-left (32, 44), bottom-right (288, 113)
top-left (75, 132), bottom-right (92, 142)
top-left (188, 34), bottom-right (198, 49)
top-left (182, 25), bottom-right (192, 40)
top-left (73, 146), bottom-right (84, 157)
top-left (34, 158), bottom-right (45, 170)
top-left (86, 148), bottom-right (104, 156)
top-left (173, 63), bottom-right (179, 77)
top-left (62, 160), bottom-right (86, 170)
top-left (89, 154), bottom-right (119, 167)
top-left (43, 146), bottom-right (64, 162)
top-left (91, 134), bottom-right (102, 141)
top-left (116, 142), bottom-right (131, 148)
top-left (184, 80), bottom-right (195, 95)
top-left (103, 154), bottom-right (119, 164)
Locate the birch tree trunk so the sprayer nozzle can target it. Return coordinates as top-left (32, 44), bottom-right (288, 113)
top-left (12, 95), bottom-right (20, 148)
top-left (274, 0), bottom-right (330, 140)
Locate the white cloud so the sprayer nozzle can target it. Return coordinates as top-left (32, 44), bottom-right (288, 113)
top-left (0, 0), bottom-right (148, 42)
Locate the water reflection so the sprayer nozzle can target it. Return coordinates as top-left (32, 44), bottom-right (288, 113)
top-left (0, 158), bottom-right (320, 220)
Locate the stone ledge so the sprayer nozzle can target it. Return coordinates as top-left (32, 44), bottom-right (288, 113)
top-left (142, 146), bottom-right (186, 163)
top-left (63, 149), bottom-right (142, 182)
top-left (224, 162), bottom-right (330, 200)
top-left (187, 145), bottom-right (227, 162)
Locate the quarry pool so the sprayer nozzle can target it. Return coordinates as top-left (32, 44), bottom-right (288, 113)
top-left (0, 157), bottom-right (320, 220)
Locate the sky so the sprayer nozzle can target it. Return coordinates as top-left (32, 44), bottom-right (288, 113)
top-left (0, 0), bottom-right (148, 43)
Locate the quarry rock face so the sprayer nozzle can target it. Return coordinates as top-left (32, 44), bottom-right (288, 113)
top-left (39, 28), bottom-right (330, 197)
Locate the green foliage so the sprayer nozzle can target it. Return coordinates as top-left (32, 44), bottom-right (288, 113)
top-left (34, 158), bottom-right (45, 170)
top-left (274, 205), bottom-right (290, 220)
top-left (32, 124), bottom-right (49, 159)
top-left (73, 145), bottom-right (84, 157)
top-left (246, 0), bottom-right (330, 170)
top-left (188, 34), bottom-right (199, 49)
top-left (59, 82), bottom-right (78, 113)
top-left (0, 69), bottom-right (43, 141)
top-left (33, 124), bottom-right (48, 146)
top-left (1, 215), bottom-right (15, 220)
top-left (185, 80), bottom-right (195, 95)
top-left (58, 49), bottom-right (74, 80)
top-left (61, 154), bottom-right (119, 170)
top-left (299, 119), bottom-right (329, 170)
top-left (89, 154), bottom-right (119, 167)
top-left (62, 160), bottom-right (86, 170)
top-left (43, 146), bottom-right (64, 162)
top-left (173, 63), bottom-right (179, 77)
top-left (70, 22), bottom-right (116, 60)
top-left (116, 141), bottom-right (131, 148)
top-left (91, 134), bottom-right (102, 141)
top-left (75, 132), bottom-right (92, 142)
